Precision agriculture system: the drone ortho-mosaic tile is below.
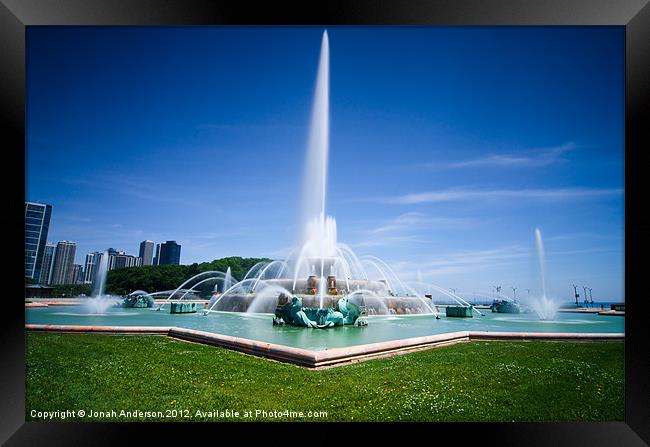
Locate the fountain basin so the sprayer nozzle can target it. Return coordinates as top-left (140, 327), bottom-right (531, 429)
top-left (26, 305), bottom-right (623, 351)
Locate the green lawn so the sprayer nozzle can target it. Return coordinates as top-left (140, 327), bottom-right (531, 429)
top-left (26, 333), bottom-right (624, 422)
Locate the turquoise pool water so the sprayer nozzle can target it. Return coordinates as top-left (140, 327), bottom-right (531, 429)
top-left (26, 305), bottom-right (624, 351)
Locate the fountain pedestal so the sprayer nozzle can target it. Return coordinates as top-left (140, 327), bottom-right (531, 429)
top-left (170, 302), bottom-right (198, 314)
top-left (121, 295), bottom-right (154, 308)
top-left (491, 300), bottom-right (521, 314)
top-left (445, 305), bottom-right (474, 318)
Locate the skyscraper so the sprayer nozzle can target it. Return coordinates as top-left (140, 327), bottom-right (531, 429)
top-left (139, 240), bottom-right (154, 266)
top-left (51, 241), bottom-right (76, 285)
top-left (112, 252), bottom-right (142, 270)
top-left (39, 243), bottom-right (56, 284)
top-left (72, 264), bottom-right (83, 284)
top-left (84, 252), bottom-right (100, 284)
top-left (25, 201), bottom-right (52, 282)
top-left (153, 243), bottom-right (161, 265)
top-left (158, 241), bottom-right (181, 265)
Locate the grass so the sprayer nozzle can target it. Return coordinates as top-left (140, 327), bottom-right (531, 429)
top-left (26, 333), bottom-right (624, 422)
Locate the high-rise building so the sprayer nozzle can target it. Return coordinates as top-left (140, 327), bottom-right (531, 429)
top-left (86, 249), bottom-right (143, 276)
top-left (105, 248), bottom-right (121, 270)
top-left (85, 251), bottom-right (118, 284)
top-left (111, 252), bottom-right (142, 270)
top-left (25, 201), bottom-right (52, 282)
top-left (52, 241), bottom-right (77, 285)
top-left (158, 241), bottom-right (181, 265)
top-left (153, 243), bottom-right (161, 266)
top-left (51, 241), bottom-right (77, 285)
top-left (139, 240), bottom-right (154, 266)
top-left (39, 243), bottom-right (56, 285)
top-left (84, 252), bottom-right (100, 284)
top-left (71, 264), bottom-right (83, 284)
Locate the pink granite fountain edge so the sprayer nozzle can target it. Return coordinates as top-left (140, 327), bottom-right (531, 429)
top-left (24, 324), bottom-right (624, 368)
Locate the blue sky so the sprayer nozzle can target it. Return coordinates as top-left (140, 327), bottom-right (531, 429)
top-left (26, 26), bottom-right (624, 301)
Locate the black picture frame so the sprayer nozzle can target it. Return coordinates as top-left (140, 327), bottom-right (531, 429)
top-left (2, 0), bottom-right (648, 444)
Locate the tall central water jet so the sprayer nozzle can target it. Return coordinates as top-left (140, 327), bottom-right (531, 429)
top-left (301, 30), bottom-right (329, 232)
top-left (92, 251), bottom-right (110, 298)
top-left (531, 228), bottom-right (558, 320)
top-left (300, 30), bottom-right (331, 308)
top-left (535, 228), bottom-right (547, 299)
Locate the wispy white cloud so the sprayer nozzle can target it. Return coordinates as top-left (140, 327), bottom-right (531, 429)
top-left (369, 212), bottom-right (474, 234)
top-left (50, 221), bottom-right (146, 250)
top-left (364, 186), bottom-right (622, 205)
top-left (351, 235), bottom-right (432, 249)
top-left (60, 215), bottom-right (93, 223)
top-left (384, 245), bottom-right (531, 282)
top-left (543, 232), bottom-right (615, 242)
top-left (421, 245), bottom-right (531, 269)
top-left (350, 212), bottom-right (474, 248)
top-left (545, 247), bottom-right (620, 257)
top-left (419, 142), bottom-right (576, 170)
top-left (388, 243), bottom-right (619, 286)
top-left (58, 175), bottom-right (204, 208)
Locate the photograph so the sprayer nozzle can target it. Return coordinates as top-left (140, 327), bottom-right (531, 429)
top-left (22, 24), bottom-right (627, 424)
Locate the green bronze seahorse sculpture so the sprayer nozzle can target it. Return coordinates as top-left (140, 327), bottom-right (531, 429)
top-left (273, 296), bottom-right (367, 328)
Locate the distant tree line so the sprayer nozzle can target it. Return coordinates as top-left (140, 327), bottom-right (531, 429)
top-left (105, 257), bottom-right (272, 296)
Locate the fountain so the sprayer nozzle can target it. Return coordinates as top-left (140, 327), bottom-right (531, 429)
top-left (84, 251), bottom-right (122, 313)
top-left (528, 228), bottom-right (559, 320)
top-left (196, 30), bottom-right (474, 321)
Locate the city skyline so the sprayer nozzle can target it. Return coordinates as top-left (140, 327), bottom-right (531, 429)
top-left (26, 27), bottom-right (624, 300)
top-left (27, 200), bottom-right (183, 270)
top-left (26, 201), bottom-right (183, 286)
top-left (25, 201), bottom-right (178, 263)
